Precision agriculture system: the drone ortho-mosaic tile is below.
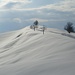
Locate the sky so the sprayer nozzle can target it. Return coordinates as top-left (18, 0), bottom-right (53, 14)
top-left (0, 0), bottom-right (75, 32)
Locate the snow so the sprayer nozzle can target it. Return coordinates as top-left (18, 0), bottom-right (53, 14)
top-left (0, 26), bottom-right (75, 75)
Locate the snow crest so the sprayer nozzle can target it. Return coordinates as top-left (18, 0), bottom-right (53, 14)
top-left (0, 26), bottom-right (75, 75)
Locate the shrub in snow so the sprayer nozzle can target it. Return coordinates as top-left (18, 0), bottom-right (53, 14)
top-left (33, 20), bottom-right (39, 31)
top-left (64, 22), bottom-right (74, 33)
top-left (30, 25), bottom-right (33, 29)
top-left (34, 20), bottom-right (38, 27)
top-left (30, 20), bottom-right (39, 31)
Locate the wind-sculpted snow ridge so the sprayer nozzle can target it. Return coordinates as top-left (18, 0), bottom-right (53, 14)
top-left (0, 26), bottom-right (75, 75)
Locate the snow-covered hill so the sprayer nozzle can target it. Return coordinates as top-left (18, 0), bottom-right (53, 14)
top-left (0, 26), bottom-right (75, 75)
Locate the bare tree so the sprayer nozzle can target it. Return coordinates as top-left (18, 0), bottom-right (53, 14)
top-left (64, 22), bottom-right (74, 33)
top-left (42, 25), bottom-right (46, 34)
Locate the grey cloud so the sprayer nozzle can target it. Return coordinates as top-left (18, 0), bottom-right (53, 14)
top-left (2, 2), bottom-right (21, 9)
top-left (0, 0), bottom-right (75, 32)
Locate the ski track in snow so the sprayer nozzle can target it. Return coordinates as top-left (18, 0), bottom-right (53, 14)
top-left (0, 26), bottom-right (75, 75)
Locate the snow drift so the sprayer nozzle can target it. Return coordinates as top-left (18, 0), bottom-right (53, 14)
top-left (0, 26), bottom-right (75, 75)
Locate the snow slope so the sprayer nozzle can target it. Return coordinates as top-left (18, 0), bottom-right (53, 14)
top-left (0, 26), bottom-right (75, 75)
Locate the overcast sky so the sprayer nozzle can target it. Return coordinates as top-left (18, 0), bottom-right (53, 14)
top-left (0, 0), bottom-right (75, 32)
